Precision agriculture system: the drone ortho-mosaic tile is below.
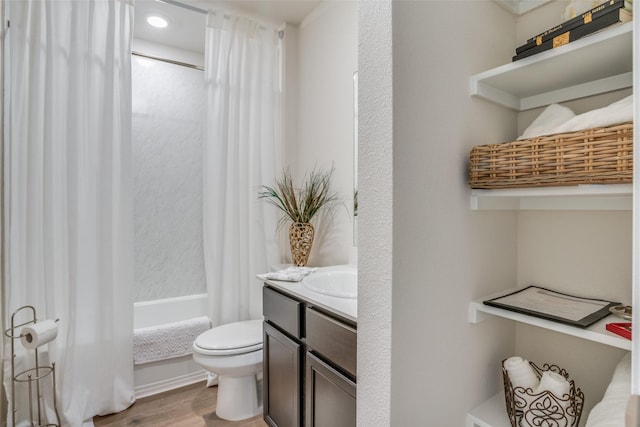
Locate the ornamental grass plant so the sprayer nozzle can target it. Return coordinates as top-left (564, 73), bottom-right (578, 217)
top-left (258, 167), bottom-right (339, 229)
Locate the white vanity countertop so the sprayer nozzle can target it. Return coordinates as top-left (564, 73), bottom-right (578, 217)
top-left (260, 278), bottom-right (357, 323)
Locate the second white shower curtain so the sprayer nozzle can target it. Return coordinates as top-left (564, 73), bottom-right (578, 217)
top-left (203, 11), bottom-right (280, 326)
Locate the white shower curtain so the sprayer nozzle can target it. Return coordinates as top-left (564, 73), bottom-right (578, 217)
top-left (203, 11), bottom-right (280, 326)
top-left (4, 0), bottom-right (135, 425)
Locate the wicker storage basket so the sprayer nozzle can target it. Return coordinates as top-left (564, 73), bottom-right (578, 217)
top-left (469, 122), bottom-right (633, 189)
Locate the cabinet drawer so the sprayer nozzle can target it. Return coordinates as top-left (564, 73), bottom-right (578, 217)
top-left (305, 307), bottom-right (357, 378)
top-left (263, 286), bottom-right (303, 339)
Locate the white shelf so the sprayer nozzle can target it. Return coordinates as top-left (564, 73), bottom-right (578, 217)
top-left (470, 184), bottom-right (632, 211)
top-left (467, 393), bottom-right (510, 427)
top-left (469, 22), bottom-right (633, 111)
top-left (469, 289), bottom-right (631, 351)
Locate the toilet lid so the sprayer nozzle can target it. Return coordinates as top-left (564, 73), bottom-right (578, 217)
top-left (194, 319), bottom-right (263, 356)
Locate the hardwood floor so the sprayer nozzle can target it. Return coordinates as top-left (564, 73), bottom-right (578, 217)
top-left (93, 382), bottom-right (267, 427)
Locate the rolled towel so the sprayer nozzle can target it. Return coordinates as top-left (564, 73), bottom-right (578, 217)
top-left (538, 370), bottom-right (570, 398)
top-left (504, 356), bottom-right (539, 390)
top-left (537, 370), bottom-right (571, 414)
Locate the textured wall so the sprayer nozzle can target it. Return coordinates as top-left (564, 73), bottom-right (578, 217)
top-left (132, 55), bottom-right (206, 302)
top-left (357, 1), bottom-right (393, 425)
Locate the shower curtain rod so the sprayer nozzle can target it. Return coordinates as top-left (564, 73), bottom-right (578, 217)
top-left (132, 51), bottom-right (204, 71)
top-left (157, 0), bottom-right (206, 15)
top-left (155, 0), bottom-right (286, 37)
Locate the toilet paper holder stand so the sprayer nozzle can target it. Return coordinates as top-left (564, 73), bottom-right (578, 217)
top-left (4, 305), bottom-right (61, 427)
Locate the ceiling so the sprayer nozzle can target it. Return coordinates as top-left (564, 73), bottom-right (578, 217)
top-left (134, 0), bottom-right (322, 54)
top-left (201, 0), bottom-right (324, 24)
top-left (134, 0), bottom-right (547, 55)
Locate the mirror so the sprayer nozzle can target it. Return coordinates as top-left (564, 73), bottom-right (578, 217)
top-left (353, 71), bottom-right (358, 246)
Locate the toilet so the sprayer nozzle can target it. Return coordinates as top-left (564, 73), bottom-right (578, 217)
top-left (192, 319), bottom-right (264, 421)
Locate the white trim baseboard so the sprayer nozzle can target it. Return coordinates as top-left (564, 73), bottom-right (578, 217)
top-left (135, 368), bottom-right (208, 399)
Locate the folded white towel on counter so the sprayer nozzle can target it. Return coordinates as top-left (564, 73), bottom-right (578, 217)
top-left (133, 316), bottom-right (211, 365)
top-left (257, 266), bottom-right (318, 282)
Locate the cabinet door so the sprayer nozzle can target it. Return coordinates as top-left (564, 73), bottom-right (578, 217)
top-left (264, 322), bottom-right (302, 427)
top-left (305, 352), bottom-right (356, 427)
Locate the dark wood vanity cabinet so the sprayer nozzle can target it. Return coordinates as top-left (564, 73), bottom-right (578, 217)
top-left (262, 285), bottom-right (357, 427)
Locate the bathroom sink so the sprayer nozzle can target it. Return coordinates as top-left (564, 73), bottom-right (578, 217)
top-left (302, 267), bottom-right (357, 299)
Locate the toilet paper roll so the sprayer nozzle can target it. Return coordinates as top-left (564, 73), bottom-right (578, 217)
top-left (20, 320), bottom-right (58, 350)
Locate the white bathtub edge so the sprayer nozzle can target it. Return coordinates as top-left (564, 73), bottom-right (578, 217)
top-left (134, 293), bottom-right (208, 329)
top-left (133, 294), bottom-right (210, 397)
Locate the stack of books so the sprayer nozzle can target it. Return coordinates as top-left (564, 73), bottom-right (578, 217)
top-left (513, 0), bottom-right (633, 61)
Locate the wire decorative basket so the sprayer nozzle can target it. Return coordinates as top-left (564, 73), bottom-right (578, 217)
top-left (502, 360), bottom-right (584, 427)
top-left (469, 122), bottom-right (633, 189)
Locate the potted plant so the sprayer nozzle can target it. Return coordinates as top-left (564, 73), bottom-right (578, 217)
top-left (259, 167), bottom-right (338, 266)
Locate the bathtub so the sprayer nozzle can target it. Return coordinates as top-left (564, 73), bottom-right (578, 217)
top-left (133, 293), bottom-right (209, 398)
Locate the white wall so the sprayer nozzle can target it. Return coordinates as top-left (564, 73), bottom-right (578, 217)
top-left (282, 23), bottom-right (299, 177)
top-left (290, 1), bottom-right (357, 267)
top-left (388, 2), bottom-right (517, 425)
top-left (516, 210), bottom-right (630, 416)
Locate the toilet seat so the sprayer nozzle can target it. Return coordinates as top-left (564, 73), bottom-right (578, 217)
top-left (193, 319), bottom-right (263, 356)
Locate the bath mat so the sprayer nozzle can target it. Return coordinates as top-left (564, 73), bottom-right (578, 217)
top-left (133, 316), bottom-right (211, 365)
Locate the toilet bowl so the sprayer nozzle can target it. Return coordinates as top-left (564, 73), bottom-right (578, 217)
top-left (192, 319), bottom-right (263, 421)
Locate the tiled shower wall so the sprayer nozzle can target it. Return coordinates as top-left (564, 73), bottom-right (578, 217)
top-left (132, 55), bottom-right (206, 302)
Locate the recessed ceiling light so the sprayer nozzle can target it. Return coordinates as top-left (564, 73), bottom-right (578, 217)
top-left (147, 15), bottom-right (168, 29)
